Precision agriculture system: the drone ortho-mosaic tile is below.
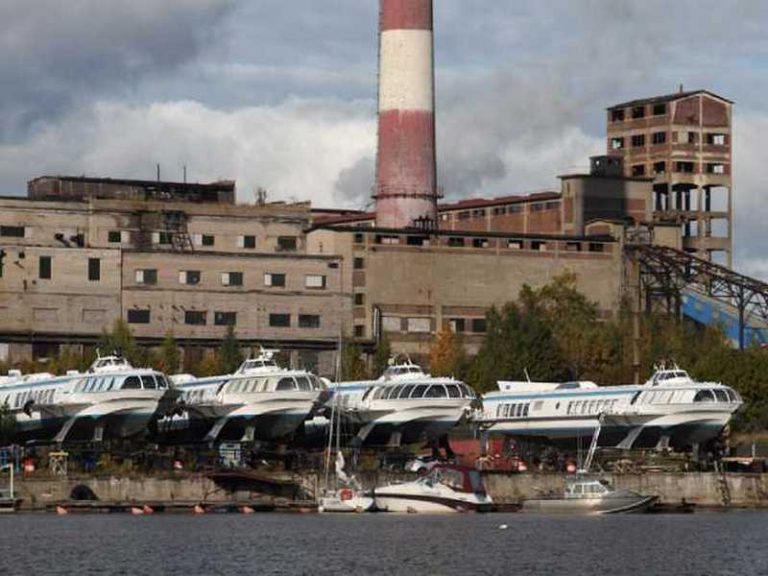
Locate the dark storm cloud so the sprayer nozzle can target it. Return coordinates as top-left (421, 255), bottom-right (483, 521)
top-left (0, 0), bottom-right (234, 140)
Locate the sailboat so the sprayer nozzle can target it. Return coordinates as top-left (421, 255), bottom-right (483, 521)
top-left (317, 372), bottom-right (373, 513)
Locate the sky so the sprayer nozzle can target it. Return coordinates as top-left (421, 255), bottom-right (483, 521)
top-left (1, 0), bottom-right (766, 277)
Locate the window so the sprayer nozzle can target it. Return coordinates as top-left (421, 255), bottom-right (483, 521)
top-left (354, 293), bottom-right (365, 306)
top-left (471, 318), bottom-right (487, 333)
top-left (631, 106), bottom-right (645, 119)
top-left (354, 325), bottom-right (364, 338)
top-left (449, 318), bottom-right (466, 333)
top-left (707, 133), bottom-right (726, 146)
top-left (653, 103), bottom-right (667, 115)
top-left (276, 236), bottom-right (297, 252)
top-left (354, 233), bottom-right (364, 244)
top-left (135, 269), bottom-right (157, 285)
top-left (127, 309), bottom-right (150, 324)
top-left (652, 132), bottom-right (667, 145)
top-left (631, 165), bottom-right (646, 177)
top-left (589, 243), bottom-right (605, 253)
top-left (221, 272), bottom-right (243, 286)
top-left (39, 256), bottom-right (51, 279)
top-left (353, 257), bottom-right (365, 270)
top-left (241, 235), bottom-right (256, 249)
top-left (492, 207), bottom-right (506, 216)
top-left (610, 137), bottom-right (624, 150)
top-left (472, 238), bottom-right (489, 248)
top-left (156, 232), bottom-right (173, 245)
top-left (276, 377), bottom-right (296, 391)
top-left (88, 258), bottom-right (100, 281)
top-left (686, 132), bottom-right (696, 144)
top-left (122, 376), bottom-right (141, 390)
top-left (407, 318), bottom-right (431, 333)
top-left (653, 161), bottom-right (666, 175)
top-left (457, 211), bottom-right (471, 221)
top-left (0, 226), bottom-right (25, 238)
top-left (299, 314), bottom-right (321, 329)
top-left (108, 231), bottom-right (122, 243)
top-left (179, 270), bottom-right (201, 285)
top-left (531, 241), bottom-right (547, 251)
top-left (185, 311), bottom-right (206, 325)
top-left (631, 134), bottom-right (645, 147)
top-left (611, 109), bottom-right (625, 122)
top-left (264, 272), bottom-right (286, 287)
top-left (305, 274), bottom-right (326, 289)
top-left (707, 163), bottom-right (726, 175)
top-left (447, 237), bottom-right (465, 247)
top-left (473, 209), bottom-right (486, 218)
top-left (269, 313), bottom-right (291, 327)
top-left (214, 311), bottom-right (237, 326)
top-left (201, 234), bottom-right (215, 247)
top-left (675, 162), bottom-right (695, 173)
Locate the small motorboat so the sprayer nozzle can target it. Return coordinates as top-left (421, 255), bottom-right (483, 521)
top-left (318, 487), bottom-right (374, 513)
top-left (373, 464), bottom-right (493, 513)
top-left (523, 477), bottom-right (657, 515)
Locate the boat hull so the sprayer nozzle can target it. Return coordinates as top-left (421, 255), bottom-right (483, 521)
top-left (523, 494), bottom-right (658, 515)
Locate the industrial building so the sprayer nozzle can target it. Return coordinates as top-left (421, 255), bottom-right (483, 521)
top-left (606, 90), bottom-right (733, 265)
top-left (1, 0), bottom-right (761, 369)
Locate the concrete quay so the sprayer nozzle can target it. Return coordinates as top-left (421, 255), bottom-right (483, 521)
top-left (9, 471), bottom-right (768, 512)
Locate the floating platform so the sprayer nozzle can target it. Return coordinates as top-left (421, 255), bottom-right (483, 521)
top-left (46, 499), bottom-right (318, 515)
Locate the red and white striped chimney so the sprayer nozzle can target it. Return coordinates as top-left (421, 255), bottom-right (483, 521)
top-left (374, 0), bottom-right (438, 229)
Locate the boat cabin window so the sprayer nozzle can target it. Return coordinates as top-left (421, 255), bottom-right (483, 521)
top-left (693, 389), bottom-right (716, 403)
top-left (725, 389), bottom-right (740, 403)
top-left (425, 385), bottom-right (447, 398)
top-left (410, 384), bottom-right (429, 398)
top-left (446, 384), bottom-right (461, 398)
top-left (122, 376), bottom-right (141, 390)
top-left (141, 375), bottom-right (157, 389)
top-left (295, 376), bottom-right (312, 391)
top-left (390, 385), bottom-right (404, 399)
top-left (630, 391), bottom-right (641, 405)
top-left (399, 385), bottom-right (415, 398)
top-left (713, 389), bottom-right (729, 403)
top-left (276, 377), bottom-right (296, 391)
top-left (460, 385), bottom-right (475, 399)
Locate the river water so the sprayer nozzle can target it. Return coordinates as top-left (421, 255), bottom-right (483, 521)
top-left (0, 512), bottom-right (766, 575)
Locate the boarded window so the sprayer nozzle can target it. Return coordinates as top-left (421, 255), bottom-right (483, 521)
top-left (305, 274), bottom-right (326, 289)
top-left (382, 316), bottom-right (402, 333)
top-left (299, 314), bottom-right (321, 328)
top-left (407, 318), bottom-right (431, 333)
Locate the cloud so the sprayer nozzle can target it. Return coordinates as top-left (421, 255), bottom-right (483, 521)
top-left (0, 0), bottom-right (234, 139)
top-left (0, 99), bottom-right (376, 209)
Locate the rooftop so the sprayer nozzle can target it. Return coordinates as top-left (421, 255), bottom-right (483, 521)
top-left (607, 90), bottom-right (733, 111)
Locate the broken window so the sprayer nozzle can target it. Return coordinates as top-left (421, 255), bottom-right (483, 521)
top-left (706, 134), bottom-right (727, 146)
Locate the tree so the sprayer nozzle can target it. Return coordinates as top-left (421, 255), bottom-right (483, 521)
top-left (157, 331), bottom-right (181, 374)
top-left (429, 328), bottom-right (465, 377)
top-left (371, 336), bottom-right (392, 378)
top-left (340, 340), bottom-right (367, 381)
top-left (0, 401), bottom-right (16, 446)
top-left (99, 319), bottom-right (144, 365)
top-left (218, 325), bottom-right (243, 374)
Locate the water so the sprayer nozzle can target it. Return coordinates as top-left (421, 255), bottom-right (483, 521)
top-left (1, 512), bottom-right (766, 575)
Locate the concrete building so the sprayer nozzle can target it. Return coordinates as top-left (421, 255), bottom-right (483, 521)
top-left (606, 90), bottom-right (733, 265)
top-left (0, 180), bottom-right (346, 372)
top-left (307, 224), bottom-right (622, 364)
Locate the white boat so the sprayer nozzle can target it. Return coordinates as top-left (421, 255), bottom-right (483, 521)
top-left (169, 348), bottom-right (327, 443)
top-left (523, 477), bottom-right (657, 514)
top-left (480, 365), bottom-right (743, 451)
top-left (0, 354), bottom-right (175, 443)
top-left (373, 464), bottom-right (493, 513)
top-left (330, 357), bottom-right (477, 447)
top-left (317, 389), bottom-right (374, 513)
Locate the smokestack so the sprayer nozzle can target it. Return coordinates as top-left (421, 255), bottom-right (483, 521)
top-left (374, 0), bottom-right (438, 229)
